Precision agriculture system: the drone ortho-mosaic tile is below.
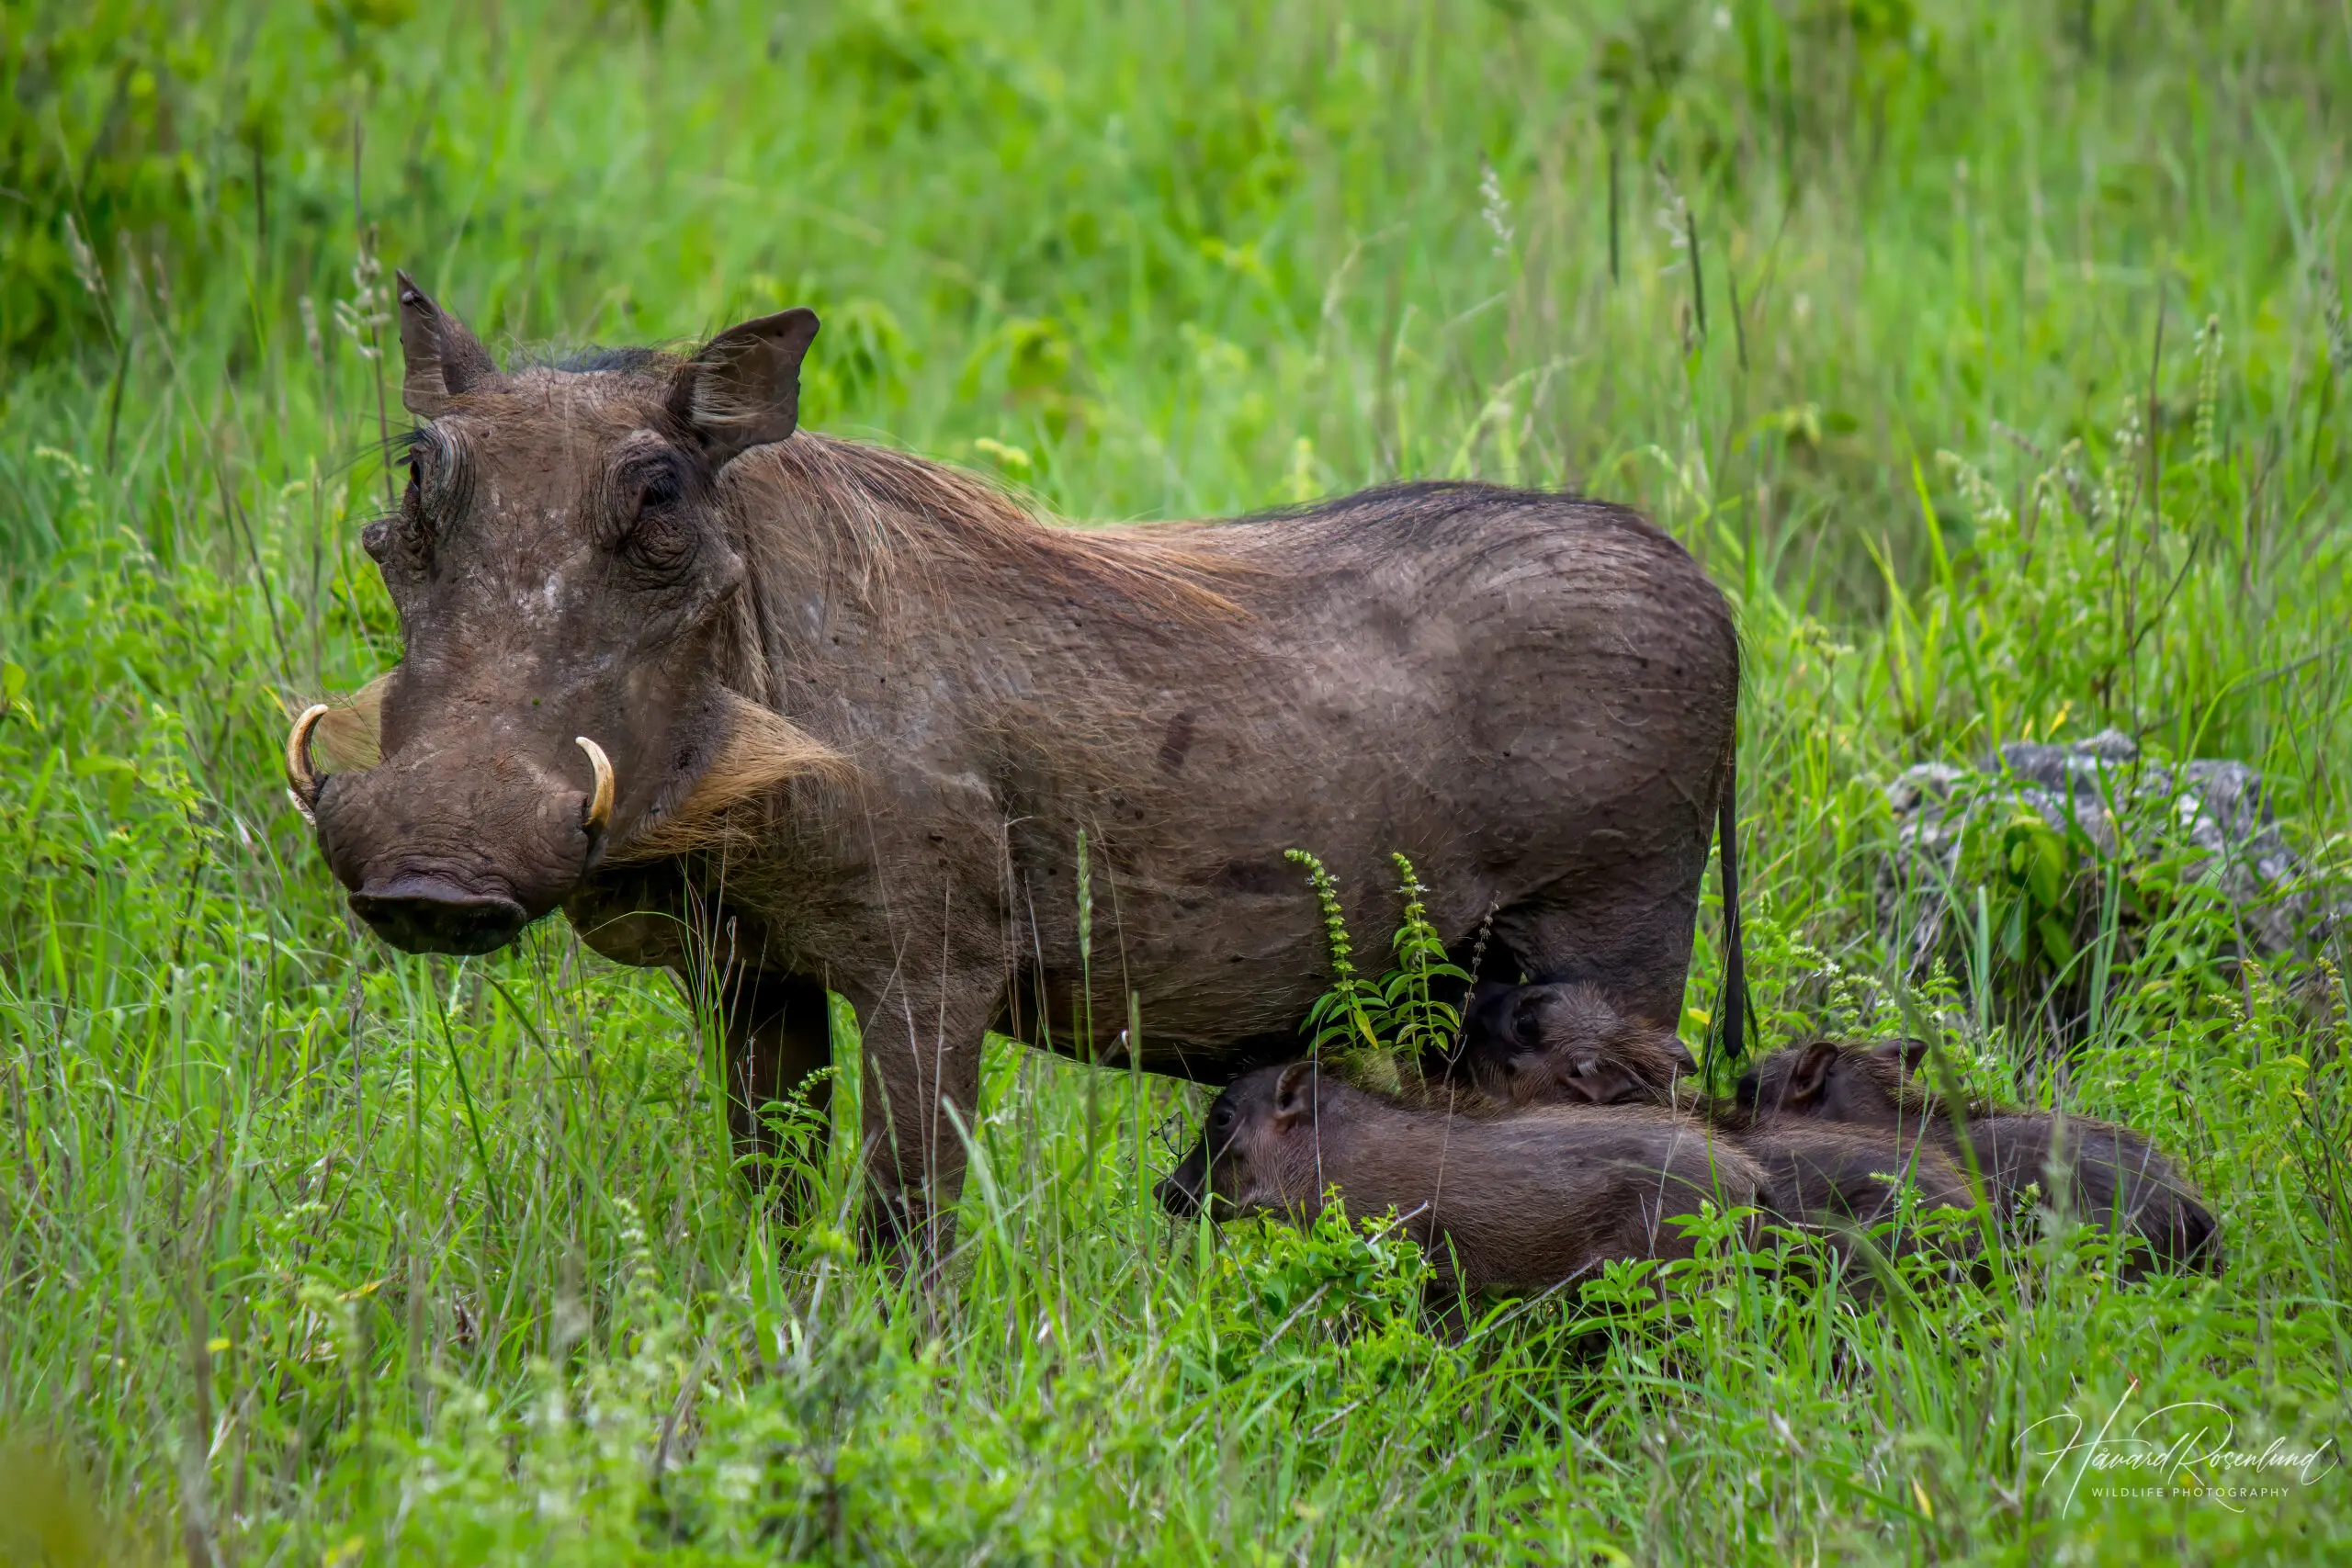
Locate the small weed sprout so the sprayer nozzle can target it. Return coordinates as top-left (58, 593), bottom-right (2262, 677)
top-left (2193, 314), bottom-right (2224, 469)
top-left (1377, 853), bottom-right (1471, 1068)
top-left (1285, 847), bottom-right (1400, 1094)
top-left (2097, 398), bottom-right (2143, 525)
top-left (1477, 159), bottom-right (1513, 259)
top-left (1936, 448), bottom-right (2013, 533)
top-left (2317, 260), bottom-right (2352, 382)
top-left (62, 213), bottom-right (106, 304)
top-left (1284, 850), bottom-right (1472, 1093)
top-left (333, 251), bottom-right (388, 362)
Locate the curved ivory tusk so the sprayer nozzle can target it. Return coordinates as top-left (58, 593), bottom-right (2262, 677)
top-left (576, 736), bottom-right (616, 833)
top-left (285, 703), bottom-right (330, 824)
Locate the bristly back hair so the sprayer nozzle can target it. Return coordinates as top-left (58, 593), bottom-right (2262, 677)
top-left (737, 431), bottom-right (1253, 631)
top-left (514, 343), bottom-right (1253, 632)
top-left (515, 343), bottom-right (684, 376)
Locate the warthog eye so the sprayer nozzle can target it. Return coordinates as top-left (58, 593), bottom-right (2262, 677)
top-left (637, 468), bottom-right (682, 511)
top-left (366, 466), bottom-right (432, 568)
top-left (616, 463), bottom-right (695, 579)
top-left (1206, 1099), bottom-right (1238, 1143)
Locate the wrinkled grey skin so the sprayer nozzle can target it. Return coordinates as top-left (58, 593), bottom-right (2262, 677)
top-left (1156, 1063), bottom-right (1766, 1295)
top-left (306, 276), bottom-right (1740, 1254)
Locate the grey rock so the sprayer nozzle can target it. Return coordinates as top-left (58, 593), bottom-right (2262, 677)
top-left (1878, 731), bottom-right (2336, 979)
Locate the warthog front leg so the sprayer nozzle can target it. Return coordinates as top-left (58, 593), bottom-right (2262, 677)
top-left (844, 958), bottom-right (1005, 1269)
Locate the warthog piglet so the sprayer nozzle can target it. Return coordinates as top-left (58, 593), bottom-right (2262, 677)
top-left (1453, 996), bottom-right (1974, 1259)
top-left (1736, 1121), bottom-right (1975, 1260)
top-left (1460, 980), bottom-right (1698, 1106)
top-left (1737, 1038), bottom-right (2221, 1274)
top-left (1157, 1061), bottom-right (1767, 1296)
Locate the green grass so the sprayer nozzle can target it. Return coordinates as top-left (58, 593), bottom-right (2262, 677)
top-left (5, 0), bottom-right (2352, 1560)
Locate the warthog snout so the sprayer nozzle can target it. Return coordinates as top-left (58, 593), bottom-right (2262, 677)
top-left (1158, 1087), bottom-right (1260, 1220)
top-left (347, 874), bottom-right (529, 954)
top-left (1154, 1168), bottom-right (1204, 1219)
top-left (298, 701), bottom-right (621, 954)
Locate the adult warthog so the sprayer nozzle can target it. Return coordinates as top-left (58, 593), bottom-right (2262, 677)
top-left (291, 275), bottom-right (1744, 1251)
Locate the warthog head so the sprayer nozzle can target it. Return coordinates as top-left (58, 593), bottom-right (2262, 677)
top-left (291, 275), bottom-right (822, 953)
top-left (1155, 1062), bottom-right (1322, 1221)
top-left (1460, 980), bottom-right (1698, 1107)
top-left (1733, 1037), bottom-right (1935, 1123)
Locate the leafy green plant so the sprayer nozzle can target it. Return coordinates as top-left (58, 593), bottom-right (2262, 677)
top-left (1375, 852), bottom-right (1472, 1065)
top-left (1283, 849), bottom-right (1471, 1092)
top-left (1958, 806), bottom-right (2088, 973)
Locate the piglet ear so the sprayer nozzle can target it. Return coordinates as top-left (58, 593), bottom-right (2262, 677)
top-left (1272, 1060), bottom-right (1317, 1128)
top-left (1785, 1040), bottom-right (1843, 1109)
top-left (397, 272), bottom-right (496, 417)
top-left (1464, 979), bottom-right (1518, 1046)
top-left (1873, 1037), bottom-right (1932, 1077)
top-left (668, 307), bottom-right (820, 468)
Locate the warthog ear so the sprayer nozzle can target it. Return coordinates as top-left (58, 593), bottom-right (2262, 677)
top-left (1871, 1034), bottom-right (1928, 1072)
top-left (669, 308), bottom-right (821, 468)
top-left (1272, 1060), bottom-right (1317, 1129)
top-left (1783, 1039), bottom-right (1843, 1111)
top-left (1871, 1036), bottom-right (1932, 1080)
top-left (396, 272), bottom-right (496, 417)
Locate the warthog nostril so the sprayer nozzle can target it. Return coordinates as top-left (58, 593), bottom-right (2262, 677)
top-left (349, 874), bottom-right (528, 955)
